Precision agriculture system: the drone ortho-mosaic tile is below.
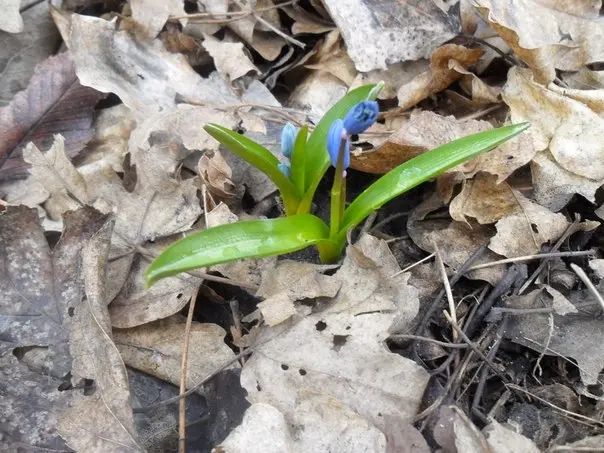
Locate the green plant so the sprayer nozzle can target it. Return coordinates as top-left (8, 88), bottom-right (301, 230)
top-left (145, 84), bottom-right (529, 286)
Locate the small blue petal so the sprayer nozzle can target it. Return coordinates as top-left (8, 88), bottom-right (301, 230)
top-left (327, 119), bottom-right (350, 169)
top-left (280, 123), bottom-right (298, 159)
top-left (277, 163), bottom-right (291, 178)
top-left (343, 101), bottom-right (379, 135)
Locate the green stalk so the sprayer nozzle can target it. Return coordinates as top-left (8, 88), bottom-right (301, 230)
top-left (329, 139), bottom-right (347, 238)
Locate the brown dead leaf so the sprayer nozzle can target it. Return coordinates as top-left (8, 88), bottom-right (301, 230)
top-left (323, 0), bottom-right (459, 72)
top-left (282, 4), bottom-right (335, 35)
top-left (407, 194), bottom-right (506, 285)
top-left (503, 67), bottom-right (604, 205)
top-left (474, 0), bottom-right (604, 83)
top-left (202, 33), bottom-right (260, 86)
top-left (397, 45), bottom-right (483, 111)
top-left (60, 217), bottom-right (145, 452)
top-left (351, 111), bottom-right (535, 180)
top-left (0, 51), bottom-right (103, 181)
top-left (114, 317), bottom-right (236, 389)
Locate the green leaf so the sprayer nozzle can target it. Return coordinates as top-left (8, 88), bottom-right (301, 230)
top-left (337, 123), bottom-right (531, 244)
top-left (302, 84), bottom-right (377, 195)
top-left (145, 214), bottom-right (330, 286)
top-left (204, 124), bottom-right (301, 214)
top-left (290, 126), bottom-right (308, 195)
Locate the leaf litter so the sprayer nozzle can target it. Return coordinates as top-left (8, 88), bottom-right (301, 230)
top-left (2, 0), bottom-right (604, 452)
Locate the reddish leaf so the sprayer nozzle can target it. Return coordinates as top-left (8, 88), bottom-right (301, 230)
top-left (0, 51), bottom-right (103, 181)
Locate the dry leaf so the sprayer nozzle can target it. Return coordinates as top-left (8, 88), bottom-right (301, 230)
top-left (199, 150), bottom-right (242, 206)
top-left (474, 0), bottom-right (604, 83)
top-left (282, 4), bottom-right (335, 35)
top-left (114, 318), bottom-right (236, 389)
top-left (322, 0), bottom-right (459, 72)
top-left (0, 206), bottom-right (107, 374)
top-left (23, 135), bottom-right (90, 208)
top-left (0, 353), bottom-right (71, 451)
top-left (503, 67), bottom-right (604, 181)
top-left (407, 194), bottom-right (507, 285)
top-left (202, 33), bottom-right (260, 86)
top-left (54, 13), bottom-right (240, 119)
top-left (131, 0), bottom-right (186, 39)
top-left (489, 191), bottom-right (569, 258)
top-left (397, 45), bottom-right (483, 111)
top-left (351, 110), bottom-right (535, 180)
top-left (109, 254), bottom-right (201, 328)
top-left (0, 0), bottom-right (23, 32)
top-left (0, 52), bottom-right (102, 181)
top-left (350, 60), bottom-right (430, 100)
top-left (0, 2), bottom-right (60, 106)
top-left (255, 261), bottom-right (341, 326)
top-left (60, 218), bottom-right (145, 452)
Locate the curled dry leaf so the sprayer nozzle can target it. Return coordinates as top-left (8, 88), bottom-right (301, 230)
top-left (350, 60), bottom-right (430, 100)
top-left (351, 110), bottom-right (534, 180)
top-left (202, 33), bottom-right (260, 86)
top-left (322, 0), bottom-right (459, 72)
top-left (474, 0), bottom-right (604, 83)
top-left (0, 0), bottom-right (23, 32)
top-left (114, 318), bottom-right (236, 389)
top-left (503, 67), bottom-right (604, 209)
top-left (61, 218), bottom-right (144, 453)
top-left (282, 4), bottom-right (335, 35)
top-left (397, 44), bottom-right (483, 111)
top-left (199, 150), bottom-right (242, 206)
top-left (0, 51), bottom-right (103, 181)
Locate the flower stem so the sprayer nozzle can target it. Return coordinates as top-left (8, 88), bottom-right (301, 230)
top-left (330, 139), bottom-right (347, 238)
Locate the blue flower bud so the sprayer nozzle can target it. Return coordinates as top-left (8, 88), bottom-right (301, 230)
top-left (277, 163), bottom-right (291, 178)
top-left (280, 123), bottom-right (298, 159)
top-left (327, 119), bottom-right (350, 169)
top-left (343, 101), bottom-right (379, 135)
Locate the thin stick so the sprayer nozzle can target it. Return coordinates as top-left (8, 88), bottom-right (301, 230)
top-left (466, 250), bottom-right (595, 271)
top-left (391, 252), bottom-right (435, 278)
top-left (388, 334), bottom-right (470, 349)
top-left (179, 286), bottom-right (201, 453)
top-left (253, 13), bottom-right (305, 48)
top-left (570, 263), bottom-right (604, 311)
top-left (435, 243), bottom-right (457, 341)
top-left (458, 104), bottom-right (503, 121)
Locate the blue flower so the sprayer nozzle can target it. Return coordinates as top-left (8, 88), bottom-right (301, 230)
top-left (277, 163), bottom-right (291, 178)
top-left (343, 101), bottom-right (379, 135)
top-left (280, 123), bottom-right (298, 159)
top-left (327, 119), bottom-right (350, 169)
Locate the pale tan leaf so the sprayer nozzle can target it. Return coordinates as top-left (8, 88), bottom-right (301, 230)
top-left (350, 60), bottom-right (430, 100)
